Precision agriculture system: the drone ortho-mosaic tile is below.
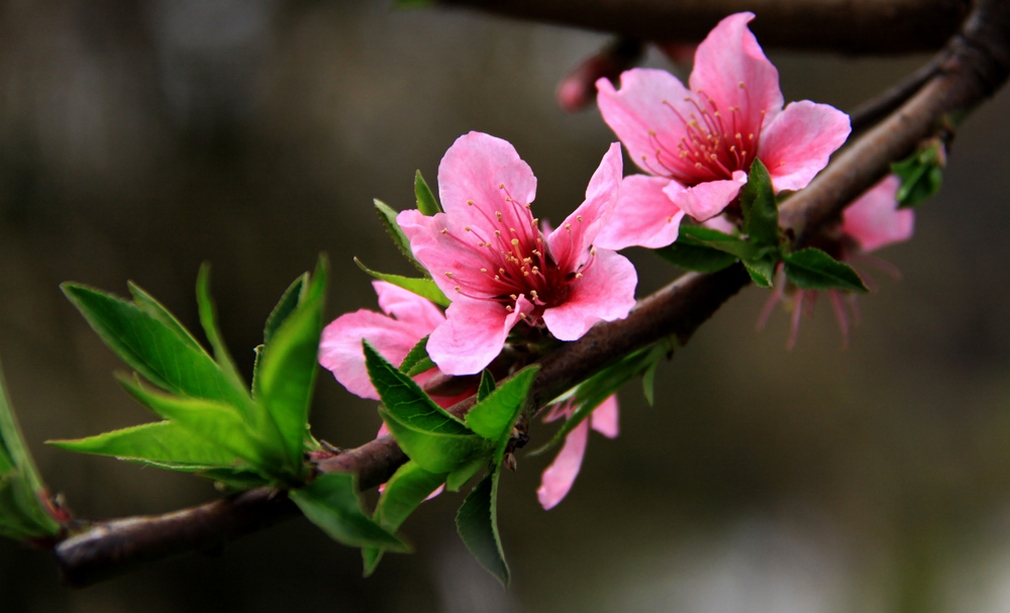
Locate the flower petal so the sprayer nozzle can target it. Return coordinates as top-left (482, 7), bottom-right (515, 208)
top-left (537, 419), bottom-right (589, 510)
top-left (589, 394), bottom-right (620, 438)
top-left (427, 295), bottom-right (532, 376)
top-left (542, 249), bottom-right (637, 341)
top-left (547, 142), bottom-right (623, 269)
top-left (759, 100), bottom-right (851, 192)
top-left (373, 281), bottom-right (444, 331)
top-left (437, 131), bottom-right (538, 237)
top-left (666, 171), bottom-right (746, 221)
top-left (319, 310), bottom-right (425, 400)
top-left (688, 12), bottom-right (783, 130)
top-left (596, 68), bottom-right (694, 176)
top-left (398, 209), bottom-right (501, 299)
top-left (594, 174), bottom-right (686, 250)
top-left (841, 175), bottom-right (914, 252)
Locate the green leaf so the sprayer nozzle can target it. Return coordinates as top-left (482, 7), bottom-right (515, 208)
top-left (128, 282), bottom-right (203, 353)
top-left (679, 225), bottom-right (761, 260)
top-left (642, 360), bottom-right (657, 407)
top-left (654, 239), bottom-right (738, 273)
top-left (404, 358), bottom-right (436, 377)
top-left (253, 256), bottom-right (328, 473)
top-left (363, 460), bottom-right (446, 576)
top-left (398, 336), bottom-right (431, 375)
top-left (739, 158), bottom-right (779, 248)
top-left (354, 258), bottom-right (450, 307)
top-left (743, 256), bottom-right (776, 288)
top-left (379, 406), bottom-right (491, 475)
top-left (892, 139), bottom-right (945, 208)
top-left (290, 473), bottom-right (408, 552)
top-left (48, 421), bottom-right (242, 470)
top-left (61, 283), bottom-right (252, 414)
top-left (263, 274), bottom-right (307, 345)
top-left (465, 366), bottom-right (538, 442)
top-left (477, 369), bottom-right (496, 402)
top-left (198, 467), bottom-right (269, 491)
top-left (414, 170), bottom-right (442, 216)
top-left (784, 248), bottom-right (869, 293)
top-left (374, 200), bottom-right (428, 275)
top-left (118, 377), bottom-right (277, 473)
top-left (456, 466), bottom-right (508, 586)
top-left (445, 455), bottom-right (488, 493)
top-left (195, 264), bottom-right (248, 393)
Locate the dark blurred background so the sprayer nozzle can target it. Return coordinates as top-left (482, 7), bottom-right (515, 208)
top-left (1, 1), bottom-right (1009, 611)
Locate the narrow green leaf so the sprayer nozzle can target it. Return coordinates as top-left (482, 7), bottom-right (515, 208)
top-left (48, 421), bottom-right (243, 470)
top-left (118, 378), bottom-right (276, 473)
top-left (354, 258), bottom-right (450, 307)
top-left (290, 473), bottom-right (408, 552)
top-left (445, 455), bottom-right (486, 492)
top-left (398, 336), bottom-right (430, 375)
top-left (784, 248), bottom-right (869, 293)
top-left (414, 170), bottom-right (442, 215)
top-left (128, 282), bottom-right (203, 352)
top-left (198, 467), bottom-right (269, 491)
top-left (364, 342), bottom-right (468, 433)
top-left (254, 256), bottom-right (328, 473)
top-left (61, 283), bottom-right (251, 413)
top-left (679, 225), bottom-right (760, 260)
top-left (654, 240), bottom-right (738, 273)
top-left (892, 139), bottom-right (945, 208)
top-left (263, 274), bottom-right (307, 345)
top-left (363, 461), bottom-right (446, 576)
top-left (0, 477), bottom-right (56, 540)
top-left (642, 360), bottom-right (657, 407)
top-left (404, 358), bottom-right (436, 377)
top-left (743, 257), bottom-right (775, 288)
top-left (195, 264), bottom-right (247, 392)
top-left (379, 406), bottom-right (491, 474)
top-left (739, 159), bottom-right (779, 248)
top-left (456, 466), bottom-right (508, 586)
top-left (465, 366), bottom-right (538, 442)
top-left (375, 199), bottom-right (429, 275)
top-left (477, 370), bottom-right (496, 402)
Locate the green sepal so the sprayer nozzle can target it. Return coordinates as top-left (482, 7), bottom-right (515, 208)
top-left (263, 273), bottom-right (307, 345)
top-left (253, 256), bottom-right (328, 474)
top-left (456, 466), bottom-right (508, 586)
top-left (743, 256), bottom-right (776, 288)
top-left (892, 139), bottom-right (945, 208)
top-left (783, 248), bottom-right (869, 293)
top-left (354, 258), bottom-right (450, 307)
top-left (363, 461), bottom-right (446, 576)
top-left (374, 199), bottom-right (429, 275)
top-left (414, 170), bottom-right (442, 216)
top-left (477, 370), bottom-right (496, 402)
top-left (290, 473), bottom-right (408, 552)
top-left (739, 158), bottom-right (780, 248)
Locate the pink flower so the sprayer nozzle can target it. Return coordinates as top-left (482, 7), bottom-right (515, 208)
top-left (537, 395), bottom-right (619, 510)
top-left (398, 132), bottom-right (637, 376)
top-left (318, 280), bottom-right (452, 401)
top-left (594, 12), bottom-right (850, 249)
top-left (841, 175), bottom-right (915, 253)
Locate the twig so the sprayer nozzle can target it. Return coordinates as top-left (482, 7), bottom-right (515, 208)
top-left (437, 0), bottom-right (969, 55)
top-left (52, 0), bottom-right (1010, 588)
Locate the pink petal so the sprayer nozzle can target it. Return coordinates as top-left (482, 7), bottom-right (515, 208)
top-left (319, 310), bottom-right (427, 400)
top-left (594, 174), bottom-right (686, 250)
top-left (398, 209), bottom-right (501, 299)
top-left (537, 420), bottom-right (590, 510)
top-left (589, 394), bottom-right (619, 438)
top-left (373, 281), bottom-right (444, 331)
top-left (841, 175), bottom-right (914, 252)
top-left (666, 171), bottom-right (747, 221)
top-left (702, 213), bottom-right (738, 235)
top-left (596, 68), bottom-right (694, 176)
top-left (547, 142), bottom-right (623, 269)
top-left (437, 131), bottom-right (538, 238)
top-left (541, 249), bottom-right (637, 341)
top-left (759, 100), bottom-right (851, 192)
top-left (426, 295), bottom-right (532, 376)
top-left (688, 12), bottom-right (783, 131)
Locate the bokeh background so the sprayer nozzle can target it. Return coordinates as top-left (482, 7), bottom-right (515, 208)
top-left (1, 1), bottom-right (1009, 611)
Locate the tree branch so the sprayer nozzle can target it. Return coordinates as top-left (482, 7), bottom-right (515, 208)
top-left (437, 0), bottom-right (969, 55)
top-left (51, 0), bottom-right (1010, 588)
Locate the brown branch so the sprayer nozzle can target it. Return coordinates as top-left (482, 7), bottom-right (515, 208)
top-left (437, 0), bottom-right (969, 55)
top-left (52, 0), bottom-right (1010, 588)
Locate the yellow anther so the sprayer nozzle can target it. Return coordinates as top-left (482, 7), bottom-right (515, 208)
top-left (511, 238), bottom-right (519, 246)
top-left (565, 223), bottom-right (572, 230)
top-left (505, 305), bottom-right (513, 312)
top-left (480, 268), bottom-right (487, 273)
top-left (575, 272), bottom-right (583, 279)
top-left (495, 230), bottom-right (501, 236)
top-left (499, 183), bottom-right (505, 189)
top-left (467, 199), bottom-right (474, 205)
top-left (510, 294), bottom-right (517, 300)
top-left (444, 271), bottom-right (454, 278)
top-left (495, 211), bottom-right (503, 220)
top-left (510, 227), bottom-right (516, 234)
top-left (577, 215), bottom-right (582, 222)
top-left (499, 268), bottom-right (505, 274)
top-left (464, 226), bottom-right (471, 231)
top-left (440, 228), bottom-right (447, 234)
top-left (454, 286), bottom-right (461, 292)
top-left (505, 197), bottom-right (512, 202)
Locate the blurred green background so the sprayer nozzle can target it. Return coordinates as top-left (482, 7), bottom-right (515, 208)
top-left (1, 1), bottom-right (1010, 611)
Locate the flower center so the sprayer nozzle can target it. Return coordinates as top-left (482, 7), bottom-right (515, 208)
top-left (642, 86), bottom-right (766, 185)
